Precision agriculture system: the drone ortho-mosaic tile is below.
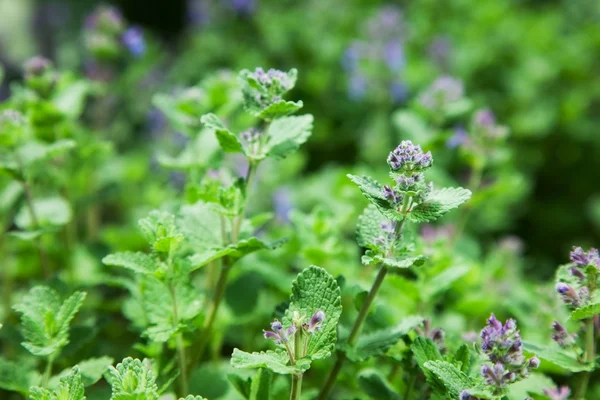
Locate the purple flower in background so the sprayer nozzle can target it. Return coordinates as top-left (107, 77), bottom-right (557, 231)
top-left (543, 386), bottom-right (571, 400)
top-left (418, 75), bottom-right (464, 110)
top-left (446, 126), bottom-right (469, 149)
top-left (428, 36), bottom-right (451, 70)
top-left (556, 282), bottom-right (587, 307)
top-left (472, 108), bottom-right (509, 140)
top-left (122, 26), bottom-right (146, 57)
top-left (348, 72), bottom-right (367, 100)
top-left (228, 0), bottom-right (256, 14)
top-left (551, 321), bottom-right (576, 348)
top-left (389, 80), bottom-right (408, 104)
top-left (273, 187), bottom-right (293, 223)
top-left (383, 39), bottom-right (405, 72)
top-left (342, 42), bottom-right (364, 71)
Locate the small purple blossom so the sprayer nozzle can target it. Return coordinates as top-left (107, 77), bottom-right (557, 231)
top-left (251, 67), bottom-right (293, 90)
top-left (389, 80), bottom-right (408, 104)
top-left (241, 128), bottom-right (261, 143)
top-left (263, 319), bottom-right (292, 344)
top-left (23, 56), bottom-right (52, 77)
top-left (460, 391), bottom-right (479, 400)
top-left (570, 246), bottom-right (600, 268)
top-left (569, 267), bottom-right (586, 282)
top-left (122, 26), bottom-right (146, 57)
top-left (305, 310), bottom-right (325, 334)
top-left (428, 36), bottom-right (451, 69)
top-left (472, 108), bottom-right (508, 140)
top-left (479, 314), bottom-right (539, 394)
top-left (416, 319), bottom-right (445, 346)
top-left (348, 72), bottom-right (368, 100)
top-left (543, 386), bottom-right (571, 400)
top-left (383, 39), bottom-right (405, 72)
top-left (383, 185), bottom-right (402, 204)
top-left (556, 283), bottom-right (585, 307)
top-left (387, 140), bottom-right (433, 173)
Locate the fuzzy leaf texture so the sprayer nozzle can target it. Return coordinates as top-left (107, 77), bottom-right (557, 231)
top-left (362, 250), bottom-right (427, 269)
top-left (570, 301), bottom-right (600, 321)
top-left (343, 315), bottom-right (423, 362)
top-left (347, 175), bottom-right (395, 217)
top-left (408, 187), bottom-right (472, 222)
top-left (357, 204), bottom-right (388, 249)
top-left (263, 114), bottom-right (313, 159)
top-left (102, 252), bottom-right (159, 275)
top-left (104, 357), bottom-right (159, 400)
top-left (423, 360), bottom-right (480, 399)
top-left (230, 349), bottom-right (309, 375)
top-left (523, 342), bottom-right (594, 372)
top-left (30, 367), bottom-right (85, 400)
top-left (283, 266), bottom-right (342, 360)
top-left (179, 397), bottom-right (207, 400)
top-left (13, 286), bottom-right (86, 356)
top-left (258, 100), bottom-right (303, 120)
top-left (138, 211), bottom-right (184, 254)
top-left (49, 356), bottom-right (114, 388)
top-left (201, 113), bottom-right (245, 154)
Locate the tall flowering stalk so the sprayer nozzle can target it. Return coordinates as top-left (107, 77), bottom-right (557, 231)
top-left (317, 141), bottom-right (471, 399)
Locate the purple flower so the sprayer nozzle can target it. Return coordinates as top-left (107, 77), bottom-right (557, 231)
top-left (418, 75), bottom-right (464, 111)
top-left (543, 386), bottom-right (571, 400)
top-left (551, 321), bottom-right (577, 348)
top-left (305, 310), bottom-right (325, 334)
top-left (472, 108), bottom-right (508, 140)
top-left (387, 140), bottom-right (433, 173)
top-left (273, 187), bottom-right (293, 223)
top-left (479, 314), bottom-right (539, 393)
top-left (428, 36), bottom-right (451, 69)
top-left (348, 72), bottom-right (367, 100)
top-left (383, 39), bottom-right (405, 72)
top-left (122, 26), bottom-right (146, 57)
top-left (383, 185), bottom-right (402, 204)
top-left (389, 80), bottom-right (408, 104)
top-left (570, 246), bottom-right (600, 268)
top-left (460, 391), bottom-right (479, 400)
top-left (23, 56), bottom-right (52, 77)
top-left (556, 283), bottom-right (585, 307)
top-left (251, 67), bottom-right (293, 90)
top-left (241, 128), bottom-right (261, 143)
top-left (263, 319), bottom-right (293, 344)
top-left (229, 0), bottom-right (256, 14)
top-left (447, 126), bottom-right (469, 149)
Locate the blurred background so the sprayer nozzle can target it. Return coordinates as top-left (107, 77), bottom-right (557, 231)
top-left (1, 0), bottom-right (600, 277)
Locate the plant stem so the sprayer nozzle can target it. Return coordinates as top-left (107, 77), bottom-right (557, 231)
top-left (290, 374), bottom-right (303, 400)
top-left (576, 318), bottom-right (595, 399)
top-left (318, 218), bottom-right (406, 400)
top-left (42, 354), bottom-right (55, 387)
top-left (289, 323), bottom-right (304, 400)
top-left (167, 247), bottom-right (188, 397)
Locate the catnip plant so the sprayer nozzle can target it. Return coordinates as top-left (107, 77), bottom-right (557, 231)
top-left (317, 140), bottom-right (471, 399)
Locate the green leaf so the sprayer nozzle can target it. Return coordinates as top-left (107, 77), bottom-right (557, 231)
top-left (452, 345), bottom-right (473, 374)
top-left (357, 204), bottom-right (387, 249)
top-left (409, 187), bottom-right (472, 222)
top-left (284, 266), bottom-right (342, 360)
top-left (13, 287), bottom-right (86, 357)
top-left (423, 360), bottom-right (478, 399)
top-left (258, 100), bottom-right (303, 120)
top-left (15, 196), bottom-right (72, 229)
top-left (249, 368), bottom-right (272, 400)
top-left (344, 316), bottom-right (423, 362)
top-left (421, 265), bottom-right (470, 300)
top-left (30, 367), bottom-right (85, 400)
top-left (362, 250), bottom-right (427, 269)
top-left (102, 252), bottom-right (159, 275)
top-left (49, 356), bottom-right (114, 388)
top-left (347, 174), bottom-right (394, 216)
top-left (0, 356), bottom-right (37, 394)
top-left (138, 211), bottom-right (184, 254)
top-left (189, 237), bottom-right (287, 271)
top-left (54, 80), bottom-right (93, 119)
top-left (570, 301), bottom-right (600, 321)
top-left (178, 397), bottom-right (207, 400)
top-left (263, 114), bottom-right (313, 159)
top-left (358, 369), bottom-right (401, 400)
top-left (201, 113), bottom-right (245, 153)
top-left (231, 349), bottom-right (307, 375)
top-left (523, 342), bottom-right (594, 372)
top-left (105, 357), bottom-right (159, 400)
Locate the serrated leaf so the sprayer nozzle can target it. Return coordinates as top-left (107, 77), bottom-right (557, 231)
top-left (179, 397), bottom-right (207, 400)
top-left (201, 113), bottom-right (244, 153)
top-left (283, 266), bottom-right (342, 360)
top-left (263, 114), bottom-right (313, 159)
top-left (357, 204), bottom-right (387, 249)
top-left (0, 356), bottom-right (37, 394)
top-left (344, 316), bottom-right (423, 362)
top-left (409, 187), bottom-right (471, 222)
top-left (570, 302), bottom-right (600, 321)
top-left (13, 287), bottom-right (86, 357)
top-left (452, 345), bottom-right (472, 374)
top-left (105, 357), bottom-right (158, 400)
top-left (189, 237), bottom-right (287, 271)
top-left (102, 252), bottom-right (159, 275)
top-left (231, 349), bottom-right (306, 375)
top-left (15, 196), bottom-right (72, 229)
top-left (423, 360), bottom-right (478, 398)
top-left (49, 356), bottom-right (114, 388)
top-left (362, 250), bottom-right (427, 269)
top-left (138, 211), bottom-right (184, 253)
top-left (30, 367), bottom-right (85, 400)
top-left (523, 342), bottom-right (594, 372)
top-left (347, 174), bottom-right (394, 216)
top-left (258, 100), bottom-right (303, 120)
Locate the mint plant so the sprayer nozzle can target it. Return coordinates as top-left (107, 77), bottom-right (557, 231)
top-left (318, 140), bottom-right (471, 399)
top-left (231, 266), bottom-right (341, 400)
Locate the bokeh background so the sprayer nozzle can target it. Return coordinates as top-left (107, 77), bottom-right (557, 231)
top-left (1, 0), bottom-right (600, 277)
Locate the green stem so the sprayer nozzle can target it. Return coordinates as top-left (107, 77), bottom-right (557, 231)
top-left (290, 374), bottom-right (303, 400)
top-left (576, 318), bottom-right (595, 399)
top-left (42, 354), bottom-right (55, 387)
top-left (404, 372), bottom-right (417, 400)
top-left (167, 248), bottom-right (188, 397)
top-left (290, 325), bottom-right (304, 400)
